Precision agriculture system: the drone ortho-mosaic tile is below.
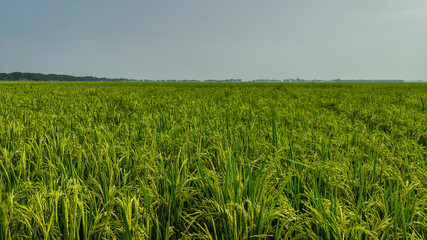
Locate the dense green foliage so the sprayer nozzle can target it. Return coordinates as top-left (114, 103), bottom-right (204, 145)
top-left (0, 72), bottom-right (135, 82)
top-left (0, 82), bottom-right (426, 239)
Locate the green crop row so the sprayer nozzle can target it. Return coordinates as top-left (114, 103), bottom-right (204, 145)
top-left (0, 82), bottom-right (426, 239)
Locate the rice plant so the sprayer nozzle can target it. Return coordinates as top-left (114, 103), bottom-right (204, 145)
top-left (0, 82), bottom-right (426, 239)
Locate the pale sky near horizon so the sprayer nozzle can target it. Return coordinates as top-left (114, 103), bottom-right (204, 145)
top-left (1, 1), bottom-right (426, 80)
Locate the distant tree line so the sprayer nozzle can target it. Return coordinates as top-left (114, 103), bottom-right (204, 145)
top-left (0, 72), bottom-right (137, 82)
top-left (0, 72), bottom-right (244, 82)
top-left (0, 72), bottom-right (411, 83)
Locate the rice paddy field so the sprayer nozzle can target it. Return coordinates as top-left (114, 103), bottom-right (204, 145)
top-left (0, 82), bottom-right (426, 239)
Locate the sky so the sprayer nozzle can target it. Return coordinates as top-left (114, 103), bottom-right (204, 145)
top-left (1, 0), bottom-right (426, 81)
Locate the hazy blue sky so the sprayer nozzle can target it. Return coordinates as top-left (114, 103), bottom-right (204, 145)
top-left (1, 1), bottom-right (426, 80)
